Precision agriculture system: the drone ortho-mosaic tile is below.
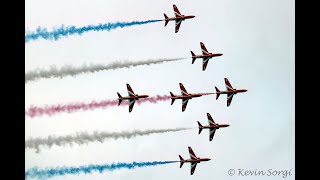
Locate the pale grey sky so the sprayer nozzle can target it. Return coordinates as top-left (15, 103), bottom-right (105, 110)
top-left (25, 0), bottom-right (294, 179)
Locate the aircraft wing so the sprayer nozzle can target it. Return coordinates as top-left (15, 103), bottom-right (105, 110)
top-left (227, 93), bottom-right (235, 107)
top-left (175, 19), bottom-right (182, 33)
top-left (209, 128), bottom-right (216, 141)
top-left (200, 42), bottom-right (210, 55)
top-left (190, 162), bottom-right (198, 175)
top-left (225, 78), bottom-right (234, 91)
top-left (127, 84), bottom-right (136, 97)
top-left (188, 146), bottom-right (197, 159)
top-left (182, 98), bottom-right (189, 112)
top-left (173, 4), bottom-right (182, 17)
top-left (207, 113), bottom-right (216, 125)
top-left (179, 83), bottom-right (189, 96)
top-left (129, 99), bottom-right (136, 112)
top-left (202, 57), bottom-right (210, 71)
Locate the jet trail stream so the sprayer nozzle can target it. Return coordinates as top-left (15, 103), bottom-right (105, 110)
top-left (26, 128), bottom-right (192, 152)
top-left (25, 161), bottom-right (178, 179)
top-left (25, 20), bottom-right (162, 42)
top-left (25, 95), bottom-right (170, 118)
top-left (25, 57), bottom-right (187, 83)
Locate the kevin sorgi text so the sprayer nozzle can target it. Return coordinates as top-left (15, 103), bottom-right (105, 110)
top-left (228, 168), bottom-right (293, 178)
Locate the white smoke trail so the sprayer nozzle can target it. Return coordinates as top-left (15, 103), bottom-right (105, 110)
top-left (26, 128), bottom-right (192, 153)
top-left (25, 57), bottom-right (187, 83)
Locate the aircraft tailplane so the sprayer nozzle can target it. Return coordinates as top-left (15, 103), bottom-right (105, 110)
top-left (197, 121), bottom-right (203, 134)
top-left (215, 86), bottom-right (220, 100)
top-left (170, 92), bottom-right (176, 105)
top-left (191, 51), bottom-right (196, 64)
top-left (117, 92), bottom-right (123, 106)
top-left (164, 14), bottom-right (169, 26)
top-left (179, 155), bottom-right (184, 168)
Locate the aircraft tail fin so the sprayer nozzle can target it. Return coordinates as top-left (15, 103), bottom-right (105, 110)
top-left (191, 51), bottom-right (196, 64)
top-left (117, 92), bottom-right (123, 106)
top-left (164, 14), bottom-right (169, 26)
top-left (179, 155), bottom-right (184, 168)
top-left (215, 86), bottom-right (220, 100)
top-left (170, 92), bottom-right (176, 105)
top-left (197, 121), bottom-right (203, 134)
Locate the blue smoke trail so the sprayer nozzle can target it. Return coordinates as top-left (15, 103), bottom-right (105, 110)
top-left (25, 161), bottom-right (177, 179)
top-left (25, 19), bottom-right (162, 43)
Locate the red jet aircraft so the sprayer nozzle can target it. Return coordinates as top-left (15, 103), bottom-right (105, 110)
top-left (164, 4), bottom-right (195, 33)
top-left (215, 78), bottom-right (248, 107)
top-left (179, 147), bottom-right (211, 175)
top-left (170, 83), bottom-right (213, 112)
top-left (191, 42), bottom-right (223, 71)
top-left (117, 84), bottom-right (149, 112)
top-left (198, 113), bottom-right (230, 141)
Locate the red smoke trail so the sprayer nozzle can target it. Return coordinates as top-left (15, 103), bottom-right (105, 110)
top-left (25, 95), bottom-right (171, 118)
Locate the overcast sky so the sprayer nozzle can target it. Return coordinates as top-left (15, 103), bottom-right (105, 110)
top-left (25, 0), bottom-right (294, 179)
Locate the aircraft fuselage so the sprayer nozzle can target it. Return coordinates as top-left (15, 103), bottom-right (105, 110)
top-left (200, 124), bottom-right (230, 129)
top-left (167, 15), bottom-right (195, 21)
top-left (119, 95), bottom-right (149, 100)
top-left (193, 53), bottom-right (223, 59)
top-left (216, 89), bottom-right (247, 94)
top-left (172, 93), bottom-right (212, 99)
top-left (181, 158), bottom-right (211, 163)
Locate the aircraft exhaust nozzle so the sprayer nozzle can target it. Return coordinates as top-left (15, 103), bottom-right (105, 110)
top-left (179, 155), bottom-right (184, 168)
top-left (191, 51), bottom-right (196, 64)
